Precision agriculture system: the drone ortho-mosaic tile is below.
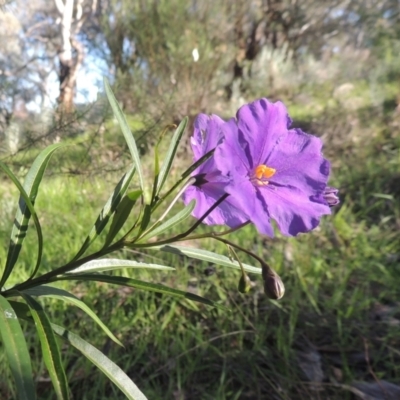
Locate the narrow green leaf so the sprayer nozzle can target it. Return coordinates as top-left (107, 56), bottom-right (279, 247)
top-left (154, 148), bottom-right (214, 212)
top-left (104, 190), bottom-right (142, 248)
top-left (72, 165), bottom-right (136, 261)
top-left (151, 138), bottom-right (162, 202)
top-left (104, 78), bottom-right (145, 198)
top-left (153, 244), bottom-right (262, 275)
top-left (56, 274), bottom-right (227, 310)
top-left (156, 117), bottom-right (188, 194)
top-left (21, 285), bottom-right (123, 347)
top-left (154, 144), bottom-right (161, 178)
top-left (0, 295), bottom-right (36, 400)
top-left (1, 145), bottom-right (63, 286)
top-left (0, 161), bottom-right (43, 290)
top-left (20, 294), bottom-right (69, 400)
top-left (181, 148), bottom-right (214, 179)
top-left (139, 204), bottom-right (152, 233)
top-left (137, 200), bottom-right (195, 243)
top-left (65, 258), bottom-right (174, 274)
top-left (51, 324), bottom-right (148, 400)
top-left (8, 301), bottom-right (32, 322)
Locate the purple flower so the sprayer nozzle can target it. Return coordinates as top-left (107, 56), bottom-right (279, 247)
top-left (183, 98), bottom-right (339, 237)
top-left (182, 114), bottom-right (248, 227)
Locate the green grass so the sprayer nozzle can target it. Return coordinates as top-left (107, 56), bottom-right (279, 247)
top-left (1, 89), bottom-right (400, 399)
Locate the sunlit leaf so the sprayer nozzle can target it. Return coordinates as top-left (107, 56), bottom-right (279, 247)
top-left (139, 204), bottom-right (151, 233)
top-left (154, 148), bottom-right (214, 211)
top-left (65, 258), bottom-right (174, 274)
top-left (20, 294), bottom-right (69, 400)
top-left (0, 295), bottom-right (35, 400)
top-left (137, 200), bottom-right (195, 243)
top-left (57, 274), bottom-right (227, 310)
top-left (72, 165), bottom-right (136, 261)
top-left (104, 77), bottom-right (145, 198)
top-left (1, 145), bottom-right (63, 286)
top-left (104, 190), bottom-right (142, 248)
top-left (7, 301), bottom-right (31, 322)
top-left (156, 117), bottom-right (188, 194)
top-left (51, 324), bottom-right (148, 400)
top-left (0, 161), bottom-right (44, 290)
top-left (22, 285), bottom-right (123, 346)
top-left (153, 244), bottom-right (262, 274)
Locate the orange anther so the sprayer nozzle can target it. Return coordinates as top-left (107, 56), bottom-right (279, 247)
top-left (254, 165), bottom-right (276, 180)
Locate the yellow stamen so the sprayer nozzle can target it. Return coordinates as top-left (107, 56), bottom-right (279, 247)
top-left (254, 164), bottom-right (276, 180)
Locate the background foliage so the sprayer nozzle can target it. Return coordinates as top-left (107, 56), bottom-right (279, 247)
top-left (1, 0), bottom-right (400, 399)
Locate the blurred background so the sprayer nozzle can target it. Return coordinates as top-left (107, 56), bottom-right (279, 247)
top-left (1, 1), bottom-right (400, 399)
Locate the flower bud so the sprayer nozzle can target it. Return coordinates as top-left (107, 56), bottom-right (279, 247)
top-left (238, 273), bottom-right (252, 293)
top-left (262, 264), bottom-right (285, 300)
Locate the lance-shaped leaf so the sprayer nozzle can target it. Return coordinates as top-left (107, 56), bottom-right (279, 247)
top-left (21, 285), bottom-right (122, 346)
top-left (103, 190), bottom-right (142, 248)
top-left (0, 162), bottom-right (44, 290)
top-left (138, 204), bottom-right (152, 234)
top-left (7, 301), bottom-right (32, 322)
top-left (104, 78), bottom-right (145, 199)
top-left (153, 148), bottom-right (214, 212)
top-left (150, 128), bottom-right (164, 203)
top-left (72, 165), bottom-right (136, 261)
top-left (0, 295), bottom-right (36, 400)
top-left (153, 244), bottom-right (262, 275)
top-left (65, 258), bottom-right (174, 274)
top-left (20, 293), bottom-right (69, 400)
top-left (1, 144), bottom-right (63, 286)
top-left (51, 324), bottom-right (148, 400)
top-left (56, 274), bottom-right (226, 309)
top-left (137, 200), bottom-right (195, 243)
top-left (156, 117), bottom-right (188, 194)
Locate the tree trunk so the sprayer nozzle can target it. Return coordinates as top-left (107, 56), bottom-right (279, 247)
top-left (56, 0), bottom-right (84, 116)
top-left (58, 38), bottom-right (84, 115)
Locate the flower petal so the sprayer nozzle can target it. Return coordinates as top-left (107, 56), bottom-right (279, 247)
top-left (191, 114), bottom-right (225, 169)
top-left (182, 184), bottom-right (248, 227)
top-left (224, 179), bottom-right (275, 236)
top-left (259, 185), bottom-right (331, 236)
top-left (267, 128), bottom-right (329, 195)
top-left (235, 99), bottom-right (292, 168)
top-left (214, 118), bottom-right (250, 178)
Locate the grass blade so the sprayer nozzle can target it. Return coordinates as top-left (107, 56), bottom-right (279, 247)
top-left (21, 285), bottom-right (123, 346)
top-left (0, 295), bottom-right (35, 400)
top-left (56, 274), bottom-right (227, 310)
top-left (72, 165), bottom-right (136, 261)
top-left (20, 294), bottom-right (69, 400)
top-left (0, 161), bottom-right (43, 289)
top-left (104, 78), bottom-right (145, 198)
top-left (65, 258), bottom-right (174, 274)
top-left (153, 244), bottom-right (262, 275)
top-left (51, 324), bottom-right (148, 400)
top-left (156, 117), bottom-right (188, 194)
top-left (137, 200), bottom-right (195, 243)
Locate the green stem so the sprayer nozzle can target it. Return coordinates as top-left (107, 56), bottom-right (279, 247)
top-left (227, 245), bottom-right (247, 277)
top-left (130, 193), bottom-right (232, 248)
top-left (211, 236), bottom-right (267, 267)
top-left (3, 240), bottom-right (124, 294)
